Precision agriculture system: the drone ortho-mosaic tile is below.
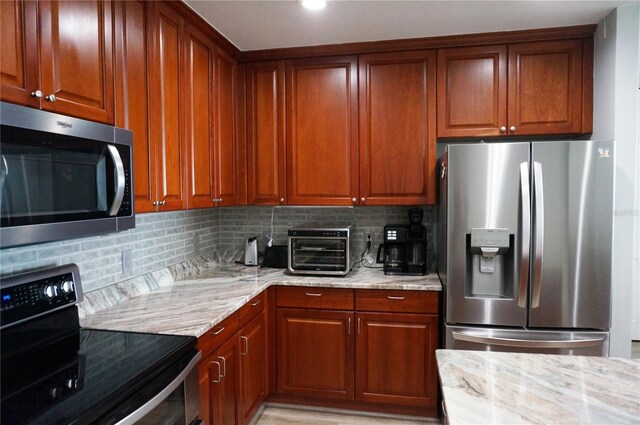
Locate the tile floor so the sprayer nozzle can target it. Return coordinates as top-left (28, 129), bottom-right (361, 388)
top-left (253, 404), bottom-right (441, 425)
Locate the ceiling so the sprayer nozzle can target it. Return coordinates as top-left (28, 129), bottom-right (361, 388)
top-left (184, 0), bottom-right (631, 52)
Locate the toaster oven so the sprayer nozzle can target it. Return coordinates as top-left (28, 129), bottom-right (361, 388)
top-left (288, 225), bottom-right (354, 275)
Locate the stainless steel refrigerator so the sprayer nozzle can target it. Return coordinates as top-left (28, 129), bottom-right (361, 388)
top-left (438, 141), bottom-right (613, 356)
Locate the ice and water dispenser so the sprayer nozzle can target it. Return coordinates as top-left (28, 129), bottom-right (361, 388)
top-left (466, 228), bottom-right (514, 298)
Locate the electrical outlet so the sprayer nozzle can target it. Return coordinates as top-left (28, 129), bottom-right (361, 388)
top-left (121, 250), bottom-right (133, 274)
top-left (363, 233), bottom-right (373, 248)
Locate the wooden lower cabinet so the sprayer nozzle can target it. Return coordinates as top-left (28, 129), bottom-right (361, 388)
top-left (276, 308), bottom-right (355, 400)
top-left (355, 312), bottom-right (439, 408)
top-left (200, 336), bottom-right (240, 425)
top-left (239, 312), bottom-right (268, 424)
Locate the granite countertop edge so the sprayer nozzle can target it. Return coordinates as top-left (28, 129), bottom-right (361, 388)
top-left (79, 262), bottom-right (442, 338)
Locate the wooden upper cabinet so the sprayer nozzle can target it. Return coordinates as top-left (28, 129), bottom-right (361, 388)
top-left (184, 23), bottom-right (216, 209)
top-left (437, 45), bottom-right (507, 137)
top-left (0, 0), bottom-right (39, 108)
top-left (39, 0), bottom-right (114, 123)
top-left (437, 39), bottom-right (591, 138)
top-left (508, 39), bottom-right (584, 135)
top-left (214, 47), bottom-right (246, 206)
top-left (286, 56), bottom-right (359, 206)
top-left (114, 0), bottom-right (154, 213)
top-left (148, 2), bottom-right (187, 211)
top-left (358, 51), bottom-right (437, 205)
top-left (1, 0), bottom-right (114, 123)
top-left (246, 61), bottom-right (286, 205)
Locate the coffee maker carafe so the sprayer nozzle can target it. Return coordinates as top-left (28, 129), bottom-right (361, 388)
top-left (376, 208), bottom-right (427, 276)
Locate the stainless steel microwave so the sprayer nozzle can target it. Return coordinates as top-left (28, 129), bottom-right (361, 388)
top-left (0, 102), bottom-right (134, 248)
top-left (288, 225), bottom-right (354, 276)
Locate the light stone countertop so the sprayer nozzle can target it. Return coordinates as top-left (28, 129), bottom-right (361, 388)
top-left (436, 349), bottom-right (640, 424)
top-left (79, 263), bottom-right (441, 338)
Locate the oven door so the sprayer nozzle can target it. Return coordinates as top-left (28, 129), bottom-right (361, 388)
top-left (114, 351), bottom-right (202, 425)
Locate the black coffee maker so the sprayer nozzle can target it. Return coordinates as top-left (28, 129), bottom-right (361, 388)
top-left (376, 208), bottom-right (427, 276)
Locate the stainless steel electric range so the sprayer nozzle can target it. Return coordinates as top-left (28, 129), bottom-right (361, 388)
top-left (1, 264), bottom-right (202, 425)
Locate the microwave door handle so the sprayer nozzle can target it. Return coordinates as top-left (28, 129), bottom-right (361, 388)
top-left (518, 162), bottom-right (530, 308)
top-left (531, 162), bottom-right (544, 308)
top-left (106, 145), bottom-right (125, 216)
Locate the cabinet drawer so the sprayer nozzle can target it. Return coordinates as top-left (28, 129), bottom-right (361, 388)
top-left (276, 286), bottom-right (354, 310)
top-left (355, 289), bottom-right (439, 314)
top-left (238, 291), bottom-right (266, 327)
top-left (197, 313), bottom-right (239, 359)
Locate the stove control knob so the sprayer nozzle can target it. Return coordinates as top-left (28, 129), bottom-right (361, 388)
top-left (44, 285), bottom-right (57, 299)
top-left (50, 387), bottom-right (62, 399)
top-left (60, 280), bottom-right (74, 294)
top-left (66, 378), bottom-right (78, 389)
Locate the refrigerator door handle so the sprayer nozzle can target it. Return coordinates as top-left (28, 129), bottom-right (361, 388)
top-left (451, 331), bottom-right (605, 349)
top-left (518, 162), bottom-right (530, 308)
top-left (531, 161), bottom-right (545, 308)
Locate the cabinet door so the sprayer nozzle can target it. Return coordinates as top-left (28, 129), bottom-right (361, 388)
top-left (246, 60), bottom-right (286, 205)
top-left (39, 0), bottom-right (114, 123)
top-left (508, 39), bottom-right (584, 135)
top-left (355, 312), bottom-right (438, 410)
top-left (0, 0), bottom-right (39, 107)
top-left (359, 51), bottom-right (436, 205)
top-left (148, 2), bottom-right (186, 210)
top-left (286, 56), bottom-right (358, 206)
top-left (437, 45), bottom-right (507, 137)
top-left (277, 308), bottom-right (354, 400)
top-left (209, 336), bottom-right (240, 425)
top-left (239, 312), bottom-right (267, 424)
top-left (184, 23), bottom-right (215, 209)
top-left (214, 47), bottom-right (245, 206)
top-left (114, 0), bottom-right (155, 213)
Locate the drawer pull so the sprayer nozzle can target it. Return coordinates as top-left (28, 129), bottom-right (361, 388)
top-left (212, 326), bottom-right (225, 335)
top-left (217, 356), bottom-right (226, 378)
top-left (251, 300), bottom-right (261, 306)
top-left (210, 361), bottom-right (222, 383)
top-left (387, 296), bottom-right (406, 300)
top-left (305, 292), bottom-right (322, 297)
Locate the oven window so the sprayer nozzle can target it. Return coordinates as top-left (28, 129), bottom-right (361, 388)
top-left (291, 238), bottom-right (347, 271)
top-left (0, 125), bottom-right (115, 226)
top-left (135, 383), bottom-right (186, 425)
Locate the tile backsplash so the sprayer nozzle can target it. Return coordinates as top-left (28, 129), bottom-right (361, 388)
top-left (0, 205), bottom-right (435, 293)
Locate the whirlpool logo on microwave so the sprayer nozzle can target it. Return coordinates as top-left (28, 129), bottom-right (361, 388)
top-left (56, 120), bottom-right (73, 129)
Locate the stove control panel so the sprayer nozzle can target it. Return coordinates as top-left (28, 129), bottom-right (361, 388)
top-left (1, 264), bottom-right (83, 329)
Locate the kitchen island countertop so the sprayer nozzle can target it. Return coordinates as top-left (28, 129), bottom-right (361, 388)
top-left (436, 349), bottom-right (640, 424)
top-left (80, 263), bottom-right (441, 338)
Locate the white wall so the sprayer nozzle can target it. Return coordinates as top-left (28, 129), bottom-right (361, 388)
top-left (592, 4), bottom-right (640, 357)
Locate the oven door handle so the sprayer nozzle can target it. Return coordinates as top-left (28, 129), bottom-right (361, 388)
top-left (107, 144), bottom-right (126, 216)
top-left (115, 351), bottom-right (202, 425)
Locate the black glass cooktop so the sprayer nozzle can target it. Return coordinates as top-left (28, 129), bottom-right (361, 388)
top-left (1, 307), bottom-right (197, 425)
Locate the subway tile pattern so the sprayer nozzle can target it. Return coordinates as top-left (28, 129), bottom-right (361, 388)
top-left (0, 209), bottom-right (219, 293)
top-left (1, 206), bottom-right (435, 294)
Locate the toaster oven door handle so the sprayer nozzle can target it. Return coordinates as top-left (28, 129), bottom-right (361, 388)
top-left (107, 144), bottom-right (126, 216)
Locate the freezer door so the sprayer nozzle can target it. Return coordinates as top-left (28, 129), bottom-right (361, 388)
top-left (445, 143), bottom-right (530, 326)
top-left (529, 141), bottom-right (613, 330)
top-left (445, 325), bottom-right (609, 356)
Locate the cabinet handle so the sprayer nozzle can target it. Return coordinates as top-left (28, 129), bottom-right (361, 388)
top-left (500, 126), bottom-right (506, 133)
top-left (240, 336), bottom-right (248, 355)
top-left (217, 356), bottom-right (226, 378)
top-left (357, 317), bottom-right (361, 335)
top-left (212, 326), bottom-right (225, 335)
top-left (387, 296), bottom-right (406, 300)
top-left (305, 292), bottom-right (322, 297)
top-left (162, 200), bottom-right (167, 206)
top-left (510, 126), bottom-right (516, 132)
top-left (210, 361), bottom-right (222, 383)
top-left (152, 201), bottom-right (159, 206)
top-left (251, 300), bottom-right (261, 306)
top-left (348, 317), bottom-right (351, 335)
top-left (45, 94), bottom-right (56, 102)
top-left (31, 90), bottom-right (43, 98)
top-left (360, 197), bottom-right (365, 202)
top-left (351, 197), bottom-right (356, 203)
top-left (280, 197), bottom-right (285, 203)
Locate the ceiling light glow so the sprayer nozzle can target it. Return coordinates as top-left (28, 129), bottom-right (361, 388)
top-left (301, 0), bottom-right (327, 10)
